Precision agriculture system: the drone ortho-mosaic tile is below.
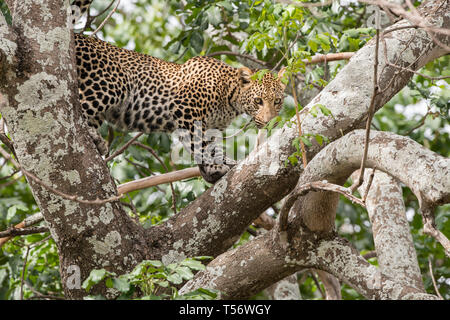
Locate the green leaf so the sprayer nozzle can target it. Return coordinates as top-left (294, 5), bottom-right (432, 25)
top-left (6, 204), bottom-right (28, 222)
top-left (309, 105), bottom-right (318, 117)
top-left (250, 69), bottom-right (270, 82)
top-left (206, 6), bottom-right (221, 26)
top-left (177, 287), bottom-right (219, 300)
top-left (113, 277), bottom-right (131, 293)
top-left (143, 260), bottom-right (164, 268)
top-left (180, 259), bottom-right (206, 271)
top-left (300, 136), bottom-right (312, 147)
top-left (265, 115), bottom-right (281, 134)
top-left (316, 34), bottom-right (331, 52)
top-left (287, 154), bottom-right (298, 166)
top-left (292, 137), bottom-right (300, 152)
top-left (167, 273), bottom-right (183, 284)
top-left (314, 134), bottom-right (324, 146)
top-left (348, 37), bottom-right (361, 51)
top-left (159, 134), bottom-right (171, 153)
top-left (190, 31), bottom-right (204, 53)
top-left (307, 39), bottom-right (319, 53)
top-left (318, 104), bottom-right (333, 117)
top-left (82, 269), bottom-right (109, 292)
top-left (105, 277), bottom-right (114, 288)
top-left (175, 266), bottom-right (194, 280)
top-left (157, 280), bottom-right (169, 288)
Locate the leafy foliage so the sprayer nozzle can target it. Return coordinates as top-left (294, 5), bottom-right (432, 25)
top-left (82, 256), bottom-right (218, 300)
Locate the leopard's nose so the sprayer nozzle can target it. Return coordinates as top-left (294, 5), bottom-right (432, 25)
top-left (254, 119), bottom-right (265, 129)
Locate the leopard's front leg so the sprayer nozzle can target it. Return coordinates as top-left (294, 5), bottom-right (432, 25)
top-left (176, 121), bottom-right (236, 184)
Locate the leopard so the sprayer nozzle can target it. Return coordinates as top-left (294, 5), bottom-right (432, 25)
top-left (72, 1), bottom-right (286, 183)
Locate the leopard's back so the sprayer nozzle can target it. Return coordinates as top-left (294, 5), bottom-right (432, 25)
top-left (75, 34), bottom-right (241, 134)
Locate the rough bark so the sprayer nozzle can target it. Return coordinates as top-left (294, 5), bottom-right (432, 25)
top-left (264, 274), bottom-right (302, 300)
top-left (352, 170), bottom-right (424, 291)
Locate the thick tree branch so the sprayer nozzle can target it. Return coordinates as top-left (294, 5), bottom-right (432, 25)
top-left (283, 130), bottom-right (449, 236)
top-left (180, 225), bottom-right (439, 299)
top-left (310, 236), bottom-right (438, 300)
top-left (352, 169), bottom-right (424, 291)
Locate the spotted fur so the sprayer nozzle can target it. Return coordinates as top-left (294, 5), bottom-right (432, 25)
top-left (73, 23), bottom-right (285, 183)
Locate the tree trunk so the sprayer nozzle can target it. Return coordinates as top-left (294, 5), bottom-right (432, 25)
top-left (0, 0), bottom-right (149, 299)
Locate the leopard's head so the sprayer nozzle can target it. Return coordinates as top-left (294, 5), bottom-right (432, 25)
top-left (235, 67), bottom-right (286, 128)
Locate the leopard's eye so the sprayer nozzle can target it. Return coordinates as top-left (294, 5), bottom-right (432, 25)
top-left (254, 97), bottom-right (263, 105)
top-left (274, 98), bottom-right (282, 105)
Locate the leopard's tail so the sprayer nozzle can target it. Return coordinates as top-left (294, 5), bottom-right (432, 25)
top-left (70, 0), bottom-right (93, 26)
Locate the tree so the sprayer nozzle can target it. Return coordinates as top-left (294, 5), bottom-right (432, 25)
top-left (0, 0), bottom-right (448, 300)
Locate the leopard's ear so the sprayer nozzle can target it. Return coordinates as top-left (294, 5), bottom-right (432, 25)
top-left (238, 67), bottom-right (253, 87)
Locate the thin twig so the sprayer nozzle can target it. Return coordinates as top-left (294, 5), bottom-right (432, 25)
top-left (104, 132), bottom-right (144, 162)
top-left (106, 126), bottom-right (115, 157)
top-left (0, 212), bottom-right (44, 247)
top-left (0, 166), bottom-right (202, 246)
top-left (363, 251), bottom-right (377, 260)
top-left (291, 75), bottom-right (308, 169)
top-left (0, 145), bottom-right (123, 205)
top-left (403, 109), bottom-right (440, 136)
top-left (25, 282), bottom-right (65, 300)
top-left (84, 0), bottom-right (116, 31)
top-left (382, 24), bottom-right (419, 36)
top-left (124, 158), bottom-right (167, 193)
top-left (0, 226), bottom-right (49, 238)
top-left (124, 193), bottom-right (140, 225)
top-left (349, 27), bottom-right (380, 193)
top-left (428, 257), bottom-right (444, 300)
top-left (422, 206), bottom-right (450, 258)
top-left (0, 173), bottom-right (22, 189)
top-left (89, 0), bottom-right (120, 37)
top-left (133, 141), bottom-right (178, 214)
top-left (309, 270), bottom-right (326, 299)
top-left (314, 269), bottom-right (342, 300)
top-left (302, 52), bottom-right (354, 65)
top-left (0, 124), bottom-right (16, 157)
top-left (20, 245), bottom-right (30, 300)
top-left (386, 61), bottom-right (450, 81)
top-left (172, 47), bottom-right (189, 64)
top-left (362, 167), bottom-right (376, 203)
top-left (358, 0), bottom-right (450, 37)
top-left (223, 120), bottom-right (254, 139)
top-left (0, 168), bottom-right (20, 181)
top-left (271, 30), bottom-right (302, 72)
